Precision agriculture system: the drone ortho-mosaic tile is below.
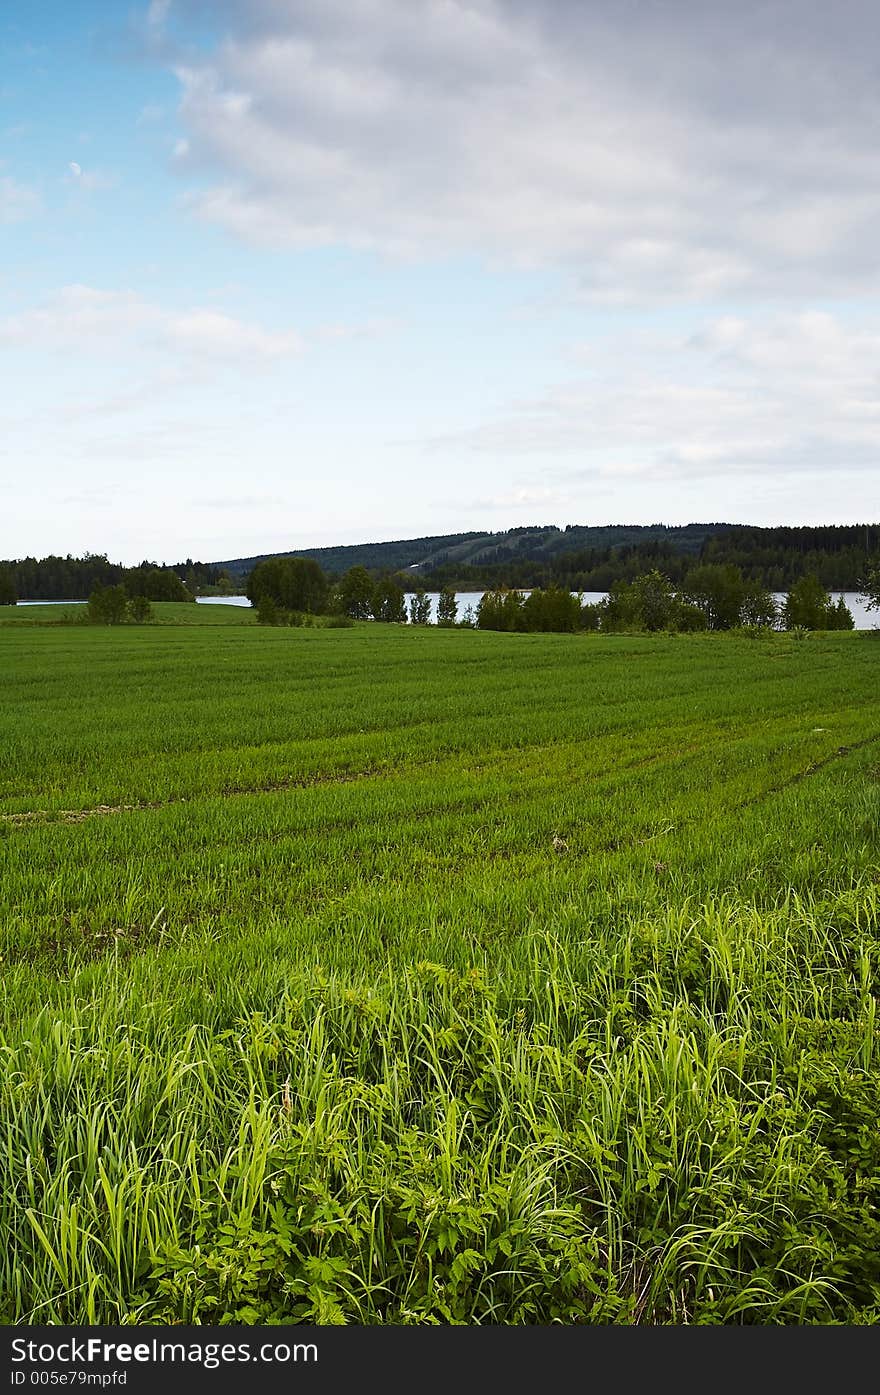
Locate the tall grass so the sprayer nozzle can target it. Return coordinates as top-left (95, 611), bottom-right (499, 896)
top-left (1, 626), bottom-right (878, 1323)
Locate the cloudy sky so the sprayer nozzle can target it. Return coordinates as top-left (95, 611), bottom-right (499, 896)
top-left (3, 0), bottom-right (879, 564)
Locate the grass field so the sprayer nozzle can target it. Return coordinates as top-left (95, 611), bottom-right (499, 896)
top-left (0, 601), bottom-right (255, 627)
top-left (1, 619), bottom-right (879, 1324)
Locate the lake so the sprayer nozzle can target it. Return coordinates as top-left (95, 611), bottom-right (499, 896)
top-left (195, 591), bottom-right (879, 628)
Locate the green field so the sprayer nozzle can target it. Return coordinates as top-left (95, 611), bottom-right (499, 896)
top-left (0, 601), bottom-right (255, 627)
top-left (1, 620), bottom-right (878, 1324)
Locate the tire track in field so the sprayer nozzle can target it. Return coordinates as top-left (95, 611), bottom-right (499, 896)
top-left (0, 734), bottom-right (705, 829)
top-left (728, 731), bottom-right (880, 816)
top-left (3, 730), bottom-right (876, 833)
top-left (0, 766), bottom-right (381, 826)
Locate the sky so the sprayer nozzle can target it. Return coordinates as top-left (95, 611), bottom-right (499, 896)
top-left (2, 0), bottom-right (880, 565)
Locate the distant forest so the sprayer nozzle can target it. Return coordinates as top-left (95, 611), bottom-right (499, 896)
top-left (3, 523), bottom-right (879, 601)
top-left (219, 522), bottom-right (880, 592)
top-left (0, 554), bottom-right (229, 603)
top-left (422, 526), bottom-right (880, 592)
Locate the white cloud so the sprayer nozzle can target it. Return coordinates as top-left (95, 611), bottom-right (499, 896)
top-left (165, 308), bottom-right (301, 357)
top-left (0, 284), bottom-right (303, 360)
top-left (160, 0), bottom-right (880, 301)
top-left (427, 311), bottom-right (880, 481)
top-left (147, 0), bottom-right (172, 31)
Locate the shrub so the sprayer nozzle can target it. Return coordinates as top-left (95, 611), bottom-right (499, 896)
top-left (521, 586), bottom-right (581, 633)
top-left (125, 567), bottom-right (194, 603)
top-left (579, 602), bottom-right (602, 631)
top-left (338, 566), bottom-right (374, 620)
top-left (247, 557), bottom-right (328, 615)
top-left (127, 595), bottom-right (154, 624)
top-left (408, 589), bottom-right (432, 625)
top-left (87, 583), bottom-right (128, 625)
top-left (256, 594), bottom-right (279, 626)
top-left (782, 575), bottom-right (838, 630)
top-left (477, 589), bottom-right (525, 632)
top-left (674, 601), bottom-right (708, 633)
top-left (371, 579), bottom-right (406, 623)
top-left (437, 587), bottom-right (458, 627)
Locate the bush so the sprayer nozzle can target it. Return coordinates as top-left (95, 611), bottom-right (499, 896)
top-left (87, 583), bottom-right (129, 625)
top-left (827, 595), bottom-right (855, 630)
top-left (127, 595), bottom-right (154, 624)
top-left (579, 602), bottom-right (602, 631)
top-left (408, 589), bottom-right (432, 625)
top-left (247, 557), bottom-right (328, 615)
top-left (674, 601), bottom-right (708, 633)
top-left (860, 561), bottom-right (880, 615)
top-left (477, 589), bottom-right (525, 632)
top-left (371, 579), bottom-right (406, 623)
top-left (782, 575), bottom-right (843, 630)
top-left (437, 587), bottom-right (458, 626)
top-left (256, 594), bottom-right (279, 626)
top-left (338, 566), bottom-right (374, 620)
top-left (125, 567), bottom-right (194, 603)
top-left (521, 586), bottom-right (581, 633)
top-left (681, 564), bottom-right (746, 631)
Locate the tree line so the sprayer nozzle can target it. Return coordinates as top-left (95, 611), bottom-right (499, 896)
top-left (421, 524), bottom-right (880, 593)
top-left (596, 568), bottom-right (857, 633)
top-left (5, 546), bottom-right (879, 634)
top-left (473, 572), bottom-right (857, 635)
top-left (246, 556), bottom-right (878, 633)
top-left (0, 554), bottom-right (232, 604)
top-left (246, 559), bottom-right (461, 626)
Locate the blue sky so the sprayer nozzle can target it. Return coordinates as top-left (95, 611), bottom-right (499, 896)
top-left (3, 0), bottom-right (879, 564)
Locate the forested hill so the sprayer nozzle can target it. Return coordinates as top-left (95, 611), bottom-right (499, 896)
top-left (216, 523), bottom-right (735, 578)
top-left (215, 522), bottom-right (880, 590)
top-left (4, 523), bottom-right (878, 603)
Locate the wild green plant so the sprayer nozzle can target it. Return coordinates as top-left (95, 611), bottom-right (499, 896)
top-left (0, 625), bottom-right (877, 1323)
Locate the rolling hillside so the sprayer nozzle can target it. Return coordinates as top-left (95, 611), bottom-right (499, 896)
top-left (216, 522), bottom-right (738, 578)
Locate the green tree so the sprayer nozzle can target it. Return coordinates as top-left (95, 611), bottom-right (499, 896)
top-left (579, 601), bottom-right (602, 631)
top-left (437, 587), bottom-right (458, 627)
top-left (125, 567), bottom-right (194, 602)
top-left (827, 594), bottom-right (854, 630)
top-left (127, 595), bottom-right (153, 624)
top-left (408, 588), bottom-right (432, 625)
top-left (782, 574), bottom-right (834, 630)
top-left (675, 602), bottom-right (708, 632)
top-left (476, 589), bottom-right (525, 631)
top-left (247, 557), bottom-right (328, 614)
top-left (371, 578), bottom-right (406, 623)
top-left (682, 564), bottom-right (746, 631)
top-left (256, 594), bottom-right (279, 626)
top-left (600, 580), bottom-right (641, 632)
top-left (630, 570), bottom-right (678, 631)
top-left (87, 583), bottom-right (128, 625)
top-left (339, 565), bottom-right (374, 620)
top-left (0, 566), bottom-right (16, 605)
top-left (521, 585), bottom-right (582, 632)
top-left (859, 561), bottom-right (880, 614)
top-left (739, 580), bottom-right (778, 628)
